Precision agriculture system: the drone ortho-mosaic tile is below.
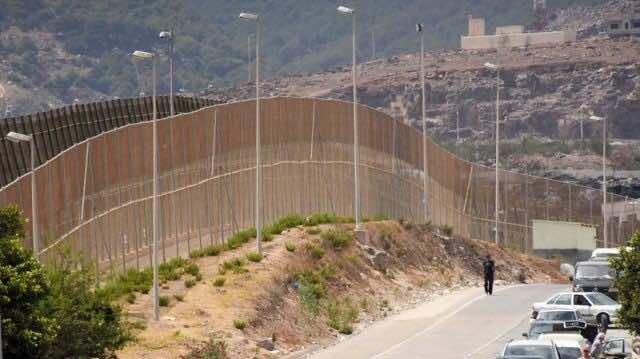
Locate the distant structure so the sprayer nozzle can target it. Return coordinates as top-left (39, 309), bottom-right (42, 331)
top-left (461, 15), bottom-right (576, 50)
top-left (532, 0), bottom-right (548, 32)
top-left (607, 17), bottom-right (640, 37)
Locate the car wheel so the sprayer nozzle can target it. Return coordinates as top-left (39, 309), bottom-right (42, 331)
top-left (597, 313), bottom-right (609, 330)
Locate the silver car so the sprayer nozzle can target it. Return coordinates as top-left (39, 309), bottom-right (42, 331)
top-left (498, 339), bottom-right (562, 359)
top-left (532, 292), bottom-right (620, 327)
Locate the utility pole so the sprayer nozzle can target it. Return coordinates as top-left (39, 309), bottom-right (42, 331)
top-left (417, 23), bottom-right (428, 223)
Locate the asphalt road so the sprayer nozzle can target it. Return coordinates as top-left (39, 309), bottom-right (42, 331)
top-left (310, 284), bottom-right (567, 359)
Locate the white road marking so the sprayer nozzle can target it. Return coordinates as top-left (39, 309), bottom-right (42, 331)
top-left (370, 285), bottom-right (524, 359)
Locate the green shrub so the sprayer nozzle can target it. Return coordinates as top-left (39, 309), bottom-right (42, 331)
top-left (101, 267), bottom-right (153, 301)
top-left (159, 257), bottom-right (187, 282)
top-left (321, 229), bottom-right (353, 249)
top-left (233, 319), bottom-right (247, 330)
top-left (213, 277), bottom-right (226, 287)
top-left (184, 339), bottom-right (228, 359)
top-left (189, 248), bottom-right (206, 258)
top-left (226, 228), bottom-right (257, 250)
top-left (184, 263), bottom-right (200, 276)
top-left (327, 297), bottom-right (358, 335)
top-left (204, 245), bottom-right (223, 257)
top-left (174, 294), bottom-right (184, 302)
top-left (285, 243), bottom-right (297, 252)
top-left (364, 214), bottom-right (389, 222)
top-left (261, 230), bottom-right (274, 242)
top-left (195, 273), bottom-right (203, 282)
top-left (220, 258), bottom-right (247, 274)
top-left (306, 227), bottom-right (321, 235)
top-left (246, 252), bottom-right (263, 263)
top-left (159, 295), bottom-right (170, 307)
top-left (125, 292), bottom-right (136, 304)
top-left (610, 231), bottom-right (640, 334)
top-left (293, 264), bottom-right (335, 314)
top-left (185, 279), bottom-right (196, 288)
top-left (439, 224), bottom-right (453, 236)
top-left (305, 242), bottom-right (325, 259)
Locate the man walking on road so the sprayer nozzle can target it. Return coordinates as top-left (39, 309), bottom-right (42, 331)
top-left (483, 254), bottom-right (495, 295)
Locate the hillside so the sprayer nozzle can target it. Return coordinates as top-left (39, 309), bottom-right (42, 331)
top-left (0, 0), bottom-right (602, 116)
top-left (115, 218), bottom-right (564, 358)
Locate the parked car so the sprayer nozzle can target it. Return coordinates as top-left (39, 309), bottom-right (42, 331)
top-left (534, 309), bottom-right (584, 322)
top-left (532, 292), bottom-right (620, 328)
top-left (590, 248), bottom-right (621, 261)
top-left (498, 339), bottom-right (562, 359)
top-left (525, 320), bottom-right (586, 340)
top-left (601, 337), bottom-right (633, 358)
top-left (553, 339), bottom-right (583, 359)
top-left (573, 260), bottom-right (618, 299)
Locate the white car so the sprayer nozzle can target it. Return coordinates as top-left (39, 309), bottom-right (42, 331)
top-left (591, 247), bottom-right (621, 260)
top-left (532, 292), bottom-right (620, 327)
top-left (538, 334), bottom-right (587, 359)
top-left (499, 339), bottom-right (561, 359)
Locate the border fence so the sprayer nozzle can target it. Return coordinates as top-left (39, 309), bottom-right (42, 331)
top-left (0, 96), bottom-right (636, 272)
top-left (0, 95), bottom-right (218, 187)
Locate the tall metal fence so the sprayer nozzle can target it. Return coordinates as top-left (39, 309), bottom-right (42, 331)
top-left (0, 97), bottom-right (635, 272)
top-left (0, 95), bottom-right (218, 187)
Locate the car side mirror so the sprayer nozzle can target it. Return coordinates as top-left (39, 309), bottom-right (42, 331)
top-left (569, 276), bottom-right (573, 282)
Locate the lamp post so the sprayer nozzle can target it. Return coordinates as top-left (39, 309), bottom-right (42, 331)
top-left (159, 30), bottom-right (175, 116)
top-left (416, 23), bottom-right (428, 223)
top-left (337, 5), bottom-right (362, 231)
top-left (591, 115), bottom-right (607, 247)
top-left (484, 62), bottom-right (500, 245)
top-left (239, 12), bottom-right (263, 255)
top-left (131, 50), bottom-right (159, 320)
top-left (247, 34), bottom-right (254, 83)
top-left (6, 131), bottom-right (38, 258)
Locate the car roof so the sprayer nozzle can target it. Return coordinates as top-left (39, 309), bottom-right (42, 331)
top-left (538, 333), bottom-right (584, 342)
top-left (509, 339), bottom-right (554, 346)
top-left (592, 248), bottom-right (620, 254)
top-left (548, 339), bottom-right (582, 348)
top-left (576, 260), bottom-right (610, 266)
top-left (538, 309), bottom-right (577, 313)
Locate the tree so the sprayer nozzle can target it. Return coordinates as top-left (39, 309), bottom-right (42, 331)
top-left (0, 205), bottom-right (53, 358)
top-left (0, 205), bottom-right (131, 358)
top-left (610, 231), bottom-right (640, 335)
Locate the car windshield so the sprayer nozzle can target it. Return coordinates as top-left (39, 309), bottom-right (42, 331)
top-left (529, 323), bottom-right (555, 338)
top-left (538, 311), bottom-right (576, 321)
top-left (505, 345), bottom-right (554, 359)
top-left (557, 347), bottom-right (581, 359)
top-left (586, 293), bottom-right (618, 306)
top-left (576, 264), bottom-right (615, 279)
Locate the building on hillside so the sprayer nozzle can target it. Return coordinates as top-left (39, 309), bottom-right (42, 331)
top-left (461, 15), bottom-right (576, 50)
top-left (607, 17), bottom-right (640, 37)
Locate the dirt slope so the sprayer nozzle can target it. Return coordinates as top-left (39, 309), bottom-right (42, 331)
top-left (117, 220), bottom-right (565, 358)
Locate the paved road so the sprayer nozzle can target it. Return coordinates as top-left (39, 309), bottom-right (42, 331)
top-left (310, 284), bottom-right (567, 359)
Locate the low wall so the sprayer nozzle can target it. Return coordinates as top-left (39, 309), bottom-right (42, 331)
top-left (461, 30), bottom-right (576, 50)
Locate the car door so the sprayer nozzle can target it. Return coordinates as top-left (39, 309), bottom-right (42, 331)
top-left (573, 294), bottom-right (595, 322)
top-left (552, 293), bottom-right (573, 310)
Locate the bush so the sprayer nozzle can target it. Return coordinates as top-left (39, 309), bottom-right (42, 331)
top-left (159, 295), bottom-right (170, 307)
top-left (439, 224), bottom-right (453, 236)
top-left (195, 273), bottom-right (203, 282)
top-left (159, 257), bottom-right (187, 282)
top-left (306, 227), bottom-right (321, 235)
top-left (246, 252), bottom-right (263, 263)
top-left (285, 243), bottom-right (297, 252)
top-left (611, 231), bottom-right (640, 335)
top-left (174, 294), bottom-right (184, 302)
top-left (293, 265), bottom-right (334, 314)
top-left (189, 248), bottom-right (206, 258)
top-left (125, 293), bottom-right (136, 304)
top-left (220, 258), bottom-right (247, 274)
top-left (321, 229), bottom-right (353, 249)
top-left (305, 242), bottom-right (325, 259)
top-left (327, 297), bottom-right (358, 335)
top-left (184, 263), bottom-right (200, 276)
top-left (204, 245), bottom-right (223, 257)
top-left (226, 228), bottom-right (256, 250)
top-left (185, 339), bottom-right (228, 359)
top-left (304, 213), bottom-right (354, 226)
top-left (233, 319), bottom-right (247, 330)
top-left (213, 277), bottom-right (226, 287)
top-left (185, 279), bottom-right (196, 288)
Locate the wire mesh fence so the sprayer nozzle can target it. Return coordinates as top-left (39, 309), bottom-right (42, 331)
top-left (0, 96), bottom-right (635, 273)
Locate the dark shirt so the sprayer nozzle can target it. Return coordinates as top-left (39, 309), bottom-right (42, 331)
top-left (483, 259), bottom-right (495, 278)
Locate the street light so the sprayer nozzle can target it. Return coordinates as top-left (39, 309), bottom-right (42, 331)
top-left (159, 30), bottom-right (175, 117)
top-left (485, 62), bottom-right (500, 245)
top-left (417, 23), bottom-right (428, 223)
top-left (131, 49), bottom-right (159, 320)
top-left (6, 131), bottom-right (38, 259)
top-left (591, 115), bottom-right (608, 247)
top-left (337, 5), bottom-right (363, 231)
top-left (239, 11), bottom-right (263, 255)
